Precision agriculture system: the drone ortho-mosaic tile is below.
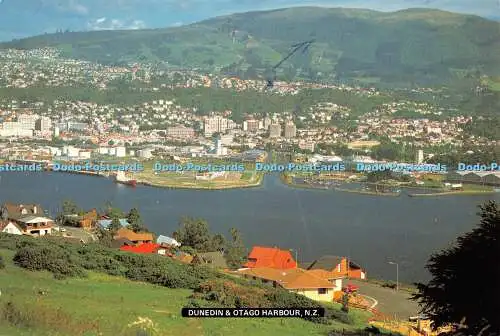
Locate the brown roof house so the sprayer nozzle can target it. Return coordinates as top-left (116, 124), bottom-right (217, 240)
top-left (113, 228), bottom-right (153, 245)
top-left (306, 255), bottom-right (367, 280)
top-left (0, 203), bottom-right (54, 236)
top-left (78, 209), bottom-right (98, 230)
top-left (238, 267), bottom-right (343, 303)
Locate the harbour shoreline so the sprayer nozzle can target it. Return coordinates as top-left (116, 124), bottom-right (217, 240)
top-left (407, 190), bottom-right (497, 197)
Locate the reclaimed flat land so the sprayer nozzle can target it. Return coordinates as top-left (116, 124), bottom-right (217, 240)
top-left (132, 161), bottom-right (261, 189)
top-left (0, 249), bottom-right (371, 336)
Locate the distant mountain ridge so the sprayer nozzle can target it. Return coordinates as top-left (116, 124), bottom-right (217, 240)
top-left (1, 6), bottom-right (499, 86)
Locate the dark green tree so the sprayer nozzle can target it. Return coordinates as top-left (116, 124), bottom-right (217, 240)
top-left (211, 233), bottom-right (226, 252)
top-left (366, 170), bottom-right (393, 182)
top-left (55, 199), bottom-right (81, 227)
top-left (172, 217), bottom-right (213, 252)
top-left (104, 202), bottom-right (125, 219)
top-left (412, 201), bottom-right (500, 335)
top-left (95, 227), bottom-right (114, 247)
top-left (108, 217), bottom-right (122, 233)
top-left (341, 292), bottom-right (349, 313)
top-left (127, 208), bottom-right (146, 233)
top-left (61, 199), bottom-right (79, 215)
top-left (225, 228), bottom-right (247, 269)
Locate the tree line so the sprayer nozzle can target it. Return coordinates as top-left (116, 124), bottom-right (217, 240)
top-left (55, 200), bottom-right (247, 269)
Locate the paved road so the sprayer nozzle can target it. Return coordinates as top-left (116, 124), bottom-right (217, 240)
top-left (347, 279), bottom-right (421, 320)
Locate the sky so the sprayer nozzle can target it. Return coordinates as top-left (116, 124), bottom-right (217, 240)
top-left (0, 0), bottom-right (499, 41)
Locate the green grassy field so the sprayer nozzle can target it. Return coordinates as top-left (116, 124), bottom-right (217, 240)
top-left (0, 249), bottom-right (370, 336)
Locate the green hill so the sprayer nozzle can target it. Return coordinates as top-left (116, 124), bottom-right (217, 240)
top-left (0, 234), bottom-right (375, 336)
top-left (1, 249), bottom-right (352, 336)
top-left (1, 6), bottom-right (500, 86)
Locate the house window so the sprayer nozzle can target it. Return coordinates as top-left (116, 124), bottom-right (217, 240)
top-left (318, 288), bottom-right (328, 295)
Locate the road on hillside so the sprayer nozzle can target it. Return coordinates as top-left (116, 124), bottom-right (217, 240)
top-left (61, 226), bottom-right (97, 242)
top-left (347, 279), bottom-right (420, 320)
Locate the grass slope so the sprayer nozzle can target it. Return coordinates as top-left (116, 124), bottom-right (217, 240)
top-left (1, 7), bottom-right (499, 86)
top-left (0, 249), bottom-right (369, 336)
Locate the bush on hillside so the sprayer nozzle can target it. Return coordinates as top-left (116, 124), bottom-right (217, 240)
top-left (193, 279), bottom-right (332, 324)
top-left (13, 246), bottom-right (85, 279)
top-left (265, 289), bottom-right (331, 324)
top-left (193, 279), bottom-right (270, 307)
top-left (0, 233), bottom-right (34, 250)
top-left (2, 235), bottom-right (350, 326)
top-left (328, 309), bottom-right (354, 325)
top-left (0, 254), bottom-right (5, 269)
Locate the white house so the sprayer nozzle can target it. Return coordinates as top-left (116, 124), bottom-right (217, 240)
top-left (0, 221), bottom-right (23, 235)
top-left (157, 235), bottom-right (181, 247)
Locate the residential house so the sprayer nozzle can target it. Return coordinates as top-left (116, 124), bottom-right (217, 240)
top-left (79, 209), bottom-right (98, 230)
top-left (198, 251), bottom-right (228, 269)
top-left (0, 203), bottom-right (54, 236)
top-left (0, 220), bottom-right (23, 235)
top-left (156, 235), bottom-right (181, 247)
top-left (243, 246), bottom-right (297, 269)
top-left (306, 255), bottom-right (367, 280)
top-left (97, 218), bottom-right (129, 230)
top-left (238, 267), bottom-right (342, 302)
top-left (113, 228), bottom-right (153, 245)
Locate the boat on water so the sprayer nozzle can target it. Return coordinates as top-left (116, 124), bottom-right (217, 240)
top-left (113, 171), bottom-right (137, 187)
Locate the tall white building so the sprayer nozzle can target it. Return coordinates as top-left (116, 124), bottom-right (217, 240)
top-left (115, 146), bottom-right (126, 157)
top-left (284, 121), bottom-right (297, 138)
top-left (0, 122), bottom-right (33, 137)
top-left (263, 117), bottom-right (272, 130)
top-left (214, 138), bottom-right (228, 156)
top-left (203, 116), bottom-right (236, 137)
top-left (243, 119), bottom-right (259, 132)
top-left (17, 114), bottom-right (38, 130)
top-left (35, 117), bottom-right (52, 134)
top-left (416, 149), bottom-right (424, 164)
top-left (269, 123), bottom-right (281, 138)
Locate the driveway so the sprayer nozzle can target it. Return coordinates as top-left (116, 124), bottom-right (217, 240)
top-left (61, 226), bottom-right (97, 242)
top-left (347, 279), bottom-right (421, 320)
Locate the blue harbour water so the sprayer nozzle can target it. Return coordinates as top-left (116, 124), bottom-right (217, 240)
top-left (0, 171), bottom-right (498, 283)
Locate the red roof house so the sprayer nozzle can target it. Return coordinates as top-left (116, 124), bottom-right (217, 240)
top-left (120, 242), bottom-right (161, 254)
top-left (243, 246), bottom-right (297, 269)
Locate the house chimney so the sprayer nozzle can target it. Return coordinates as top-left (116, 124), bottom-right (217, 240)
top-left (33, 206), bottom-right (37, 214)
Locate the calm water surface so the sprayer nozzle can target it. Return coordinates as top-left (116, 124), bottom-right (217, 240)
top-left (1, 171), bottom-right (498, 283)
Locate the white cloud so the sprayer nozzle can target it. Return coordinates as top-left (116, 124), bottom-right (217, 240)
top-left (58, 0), bottom-right (89, 14)
top-left (171, 21), bottom-right (183, 26)
top-left (87, 17), bottom-right (146, 30)
top-left (130, 20), bottom-right (147, 29)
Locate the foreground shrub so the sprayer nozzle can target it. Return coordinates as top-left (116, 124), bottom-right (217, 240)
top-left (13, 246), bottom-right (85, 279)
top-left (193, 279), bottom-right (270, 307)
top-left (328, 309), bottom-right (354, 325)
top-left (194, 279), bottom-right (331, 324)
